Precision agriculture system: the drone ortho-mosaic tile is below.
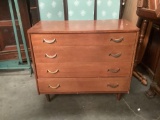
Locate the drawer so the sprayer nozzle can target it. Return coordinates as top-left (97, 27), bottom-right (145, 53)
top-left (33, 45), bottom-right (134, 63)
top-left (31, 33), bottom-right (137, 46)
top-left (38, 78), bottom-right (131, 94)
top-left (36, 62), bottom-right (132, 78)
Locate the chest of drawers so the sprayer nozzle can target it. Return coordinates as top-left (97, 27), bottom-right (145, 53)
top-left (28, 20), bottom-right (139, 101)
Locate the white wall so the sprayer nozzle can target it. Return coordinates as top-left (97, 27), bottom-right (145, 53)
top-left (123, 0), bottom-right (138, 25)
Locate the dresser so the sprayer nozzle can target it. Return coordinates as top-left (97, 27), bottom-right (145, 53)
top-left (28, 19), bottom-right (139, 101)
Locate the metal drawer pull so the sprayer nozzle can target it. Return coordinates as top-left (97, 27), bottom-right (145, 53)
top-left (108, 68), bottom-right (120, 73)
top-left (45, 53), bottom-right (57, 59)
top-left (43, 38), bottom-right (56, 44)
top-left (109, 53), bottom-right (122, 58)
top-left (47, 69), bottom-right (59, 74)
top-left (107, 83), bottom-right (119, 88)
top-left (110, 37), bottom-right (124, 43)
top-left (48, 84), bottom-right (60, 89)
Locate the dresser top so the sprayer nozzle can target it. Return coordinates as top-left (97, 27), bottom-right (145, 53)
top-left (28, 19), bottom-right (139, 34)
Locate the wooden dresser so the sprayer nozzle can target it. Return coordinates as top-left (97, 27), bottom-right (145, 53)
top-left (28, 20), bottom-right (139, 101)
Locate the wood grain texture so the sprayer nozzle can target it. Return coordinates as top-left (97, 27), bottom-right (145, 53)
top-left (38, 78), bottom-right (130, 94)
top-left (33, 45), bottom-right (134, 63)
top-left (36, 62), bottom-right (132, 78)
top-left (28, 20), bottom-right (139, 34)
top-left (28, 19), bottom-right (139, 99)
top-left (31, 33), bottom-right (136, 46)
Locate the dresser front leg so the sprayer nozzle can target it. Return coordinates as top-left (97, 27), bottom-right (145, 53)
top-left (45, 94), bottom-right (51, 102)
top-left (116, 93), bottom-right (122, 100)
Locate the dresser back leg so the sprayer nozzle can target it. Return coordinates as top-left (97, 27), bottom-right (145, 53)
top-left (116, 93), bottom-right (122, 100)
top-left (45, 94), bottom-right (51, 102)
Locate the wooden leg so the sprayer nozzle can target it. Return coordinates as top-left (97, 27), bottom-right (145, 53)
top-left (145, 82), bottom-right (160, 98)
top-left (145, 88), bottom-right (156, 98)
top-left (134, 19), bottom-right (149, 67)
top-left (133, 70), bottom-right (148, 86)
top-left (45, 94), bottom-right (51, 102)
top-left (133, 20), bottom-right (150, 86)
top-left (116, 93), bottom-right (122, 100)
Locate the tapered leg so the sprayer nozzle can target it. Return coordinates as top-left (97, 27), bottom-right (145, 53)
top-left (45, 94), bottom-right (51, 102)
top-left (133, 71), bottom-right (147, 86)
top-left (116, 93), bottom-right (122, 100)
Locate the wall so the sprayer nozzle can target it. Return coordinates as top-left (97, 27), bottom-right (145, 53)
top-left (123, 0), bottom-right (138, 25)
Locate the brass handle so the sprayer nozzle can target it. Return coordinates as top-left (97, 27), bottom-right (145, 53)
top-left (47, 69), bottom-right (59, 74)
top-left (43, 38), bottom-right (56, 44)
top-left (107, 83), bottom-right (119, 88)
top-left (109, 53), bottom-right (122, 58)
top-left (45, 53), bottom-right (57, 59)
top-left (108, 68), bottom-right (120, 73)
top-left (48, 84), bottom-right (60, 89)
top-left (110, 37), bottom-right (124, 43)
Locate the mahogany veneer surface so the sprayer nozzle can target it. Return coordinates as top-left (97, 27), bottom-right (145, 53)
top-left (28, 19), bottom-right (139, 97)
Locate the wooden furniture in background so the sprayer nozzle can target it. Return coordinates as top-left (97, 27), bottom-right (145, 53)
top-left (0, 0), bottom-right (30, 61)
top-left (0, 0), bottom-right (39, 61)
top-left (137, 0), bottom-right (160, 21)
top-left (28, 0), bottom-right (40, 25)
top-left (143, 23), bottom-right (160, 97)
top-left (28, 19), bottom-right (139, 101)
top-left (133, 0), bottom-right (160, 85)
top-left (136, 0), bottom-right (160, 97)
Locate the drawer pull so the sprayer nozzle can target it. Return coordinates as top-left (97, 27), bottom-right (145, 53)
top-left (43, 38), bottom-right (56, 44)
top-left (48, 84), bottom-right (60, 89)
top-left (109, 53), bottom-right (122, 58)
top-left (110, 37), bottom-right (124, 43)
top-left (47, 69), bottom-right (59, 74)
top-left (108, 68), bottom-right (120, 73)
top-left (107, 83), bottom-right (119, 88)
top-left (45, 53), bottom-right (57, 59)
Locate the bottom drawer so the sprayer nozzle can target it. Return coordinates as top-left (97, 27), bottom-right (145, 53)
top-left (37, 78), bottom-right (131, 94)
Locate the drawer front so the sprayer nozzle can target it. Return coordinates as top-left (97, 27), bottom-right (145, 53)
top-left (38, 78), bottom-right (130, 94)
top-left (36, 62), bottom-right (132, 78)
top-left (31, 33), bottom-right (136, 46)
top-left (33, 45), bottom-right (134, 63)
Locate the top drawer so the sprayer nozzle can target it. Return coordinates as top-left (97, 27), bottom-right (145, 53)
top-left (30, 33), bottom-right (137, 46)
